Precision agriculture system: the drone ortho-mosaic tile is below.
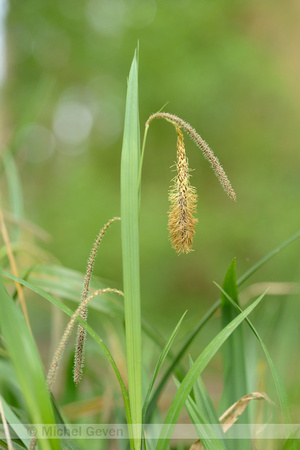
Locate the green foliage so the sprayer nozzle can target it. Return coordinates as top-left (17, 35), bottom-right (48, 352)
top-left (175, 377), bottom-right (226, 450)
top-left (0, 277), bottom-right (59, 450)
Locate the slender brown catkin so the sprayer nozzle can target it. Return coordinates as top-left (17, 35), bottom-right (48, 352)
top-left (168, 125), bottom-right (198, 254)
top-left (47, 288), bottom-right (124, 392)
top-left (74, 217), bottom-right (121, 385)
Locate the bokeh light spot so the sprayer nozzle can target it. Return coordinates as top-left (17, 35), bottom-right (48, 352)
top-left (53, 100), bottom-right (94, 146)
top-left (86, 0), bottom-right (126, 37)
top-left (125, 0), bottom-right (157, 29)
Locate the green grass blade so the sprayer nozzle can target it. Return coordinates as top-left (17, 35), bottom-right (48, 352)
top-left (146, 301), bottom-right (219, 421)
top-left (189, 357), bottom-right (228, 448)
top-left (0, 277), bottom-right (59, 450)
top-left (282, 436), bottom-right (300, 449)
top-left (0, 269), bottom-right (132, 442)
top-left (29, 264), bottom-right (124, 316)
top-left (0, 440), bottom-right (25, 449)
top-left (0, 395), bottom-right (30, 448)
top-left (174, 378), bottom-right (226, 450)
top-left (215, 283), bottom-right (299, 449)
top-left (142, 311), bottom-right (187, 422)
top-left (236, 230), bottom-right (300, 287)
top-left (120, 50), bottom-right (142, 449)
top-left (156, 292), bottom-right (265, 450)
top-left (220, 258), bottom-right (249, 450)
top-left (192, 364), bottom-right (220, 425)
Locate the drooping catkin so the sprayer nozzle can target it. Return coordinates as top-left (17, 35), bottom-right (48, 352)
top-left (47, 288), bottom-right (124, 391)
top-left (74, 217), bottom-right (121, 385)
top-left (168, 125), bottom-right (198, 254)
top-left (145, 111), bottom-right (236, 254)
top-left (146, 112), bottom-right (237, 202)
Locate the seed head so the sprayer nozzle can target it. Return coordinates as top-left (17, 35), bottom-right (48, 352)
top-left (145, 111), bottom-right (237, 254)
top-left (168, 125), bottom-right (198, 253)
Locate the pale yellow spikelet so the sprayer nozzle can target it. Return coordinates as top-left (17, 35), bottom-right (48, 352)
top-left (168, 126), bottom-right (198, 254)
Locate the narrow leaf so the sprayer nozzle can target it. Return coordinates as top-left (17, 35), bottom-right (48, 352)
top-left (156, 292), bottom-right (265, 450)
top-left (0, 277), bottom-right (59, 450)
top-left (190, 357), bottom-right (227, 448)
top-left (146, 301), bottom-right (219, 421)
top-left (220, 259), bottom-right (249, 450)
top-left (120, 49), bottom-right (142, 449)
top-left (0, 395), bottom-right (31, 448)
top-left (142, 311), bottom-right (187, 422)
top-left (174, 378), bottom-right (226, 450)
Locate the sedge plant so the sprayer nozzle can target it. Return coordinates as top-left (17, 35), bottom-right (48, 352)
top-left (0, 49), bottom-right (299, 450)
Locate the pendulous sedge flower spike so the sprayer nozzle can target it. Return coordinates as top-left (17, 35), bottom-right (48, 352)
top-left (146, 111), bottom-right (236, 254)
top-left (146, 112), bottom-right (237, 202)
top-left (168, 124), bottom-right (198, 254)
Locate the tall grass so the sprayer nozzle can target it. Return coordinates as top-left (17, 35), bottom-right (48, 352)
top-left (0, 50), bottom-right (299, 450)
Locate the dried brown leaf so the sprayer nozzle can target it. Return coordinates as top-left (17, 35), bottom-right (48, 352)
top-left (189, 391), bottom-right (272, 450)
top-left (219, 392), bottom-right (272, 433)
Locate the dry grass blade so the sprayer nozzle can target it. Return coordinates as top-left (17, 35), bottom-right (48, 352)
top-left (0, 209), bottom-right (31, 332)
top-left (219, 392), bottom-right (272, 432)
top-left (0, 397), bottom-right (14, 450)
top-left (190, 442), bottom-right (205, 450)
top-left (189, 392), bottom-right (272, 450)
top-left (62, 396), bottom-right (111, 421)
top-left (240, 282), bottom-right (300, 304)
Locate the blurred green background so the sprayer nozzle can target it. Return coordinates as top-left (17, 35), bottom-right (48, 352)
top-left (1, 0), bottom-right (300, 423)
